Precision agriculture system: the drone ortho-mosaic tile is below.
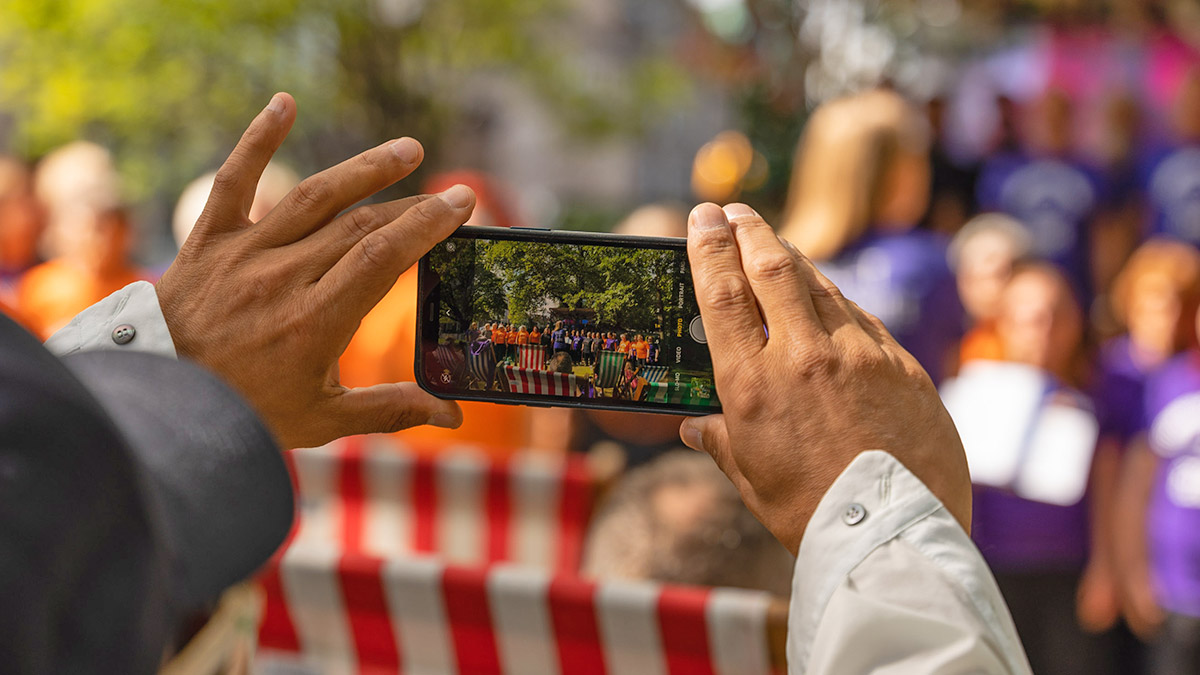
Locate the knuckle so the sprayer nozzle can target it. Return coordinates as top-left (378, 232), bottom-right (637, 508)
top-left (703, 274), bottom-right (754, 314)
top-left (290, 177), bottom-right (331, 213)
top-left (341, 206), bottom-right (382, 242)
top-left (211, 165), bottom-right (243, 196)
top-left (788, 342), bottom-right (836, 379)
top-left (353, 230), bottom-right (393, 270)
top-left (748, 251), bottom-right (798, 283)
top-left (407, 194), bottom-right (449, 224)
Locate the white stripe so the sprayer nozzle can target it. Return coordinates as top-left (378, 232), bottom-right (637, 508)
top-left (362, 439), bottom-right (415, 558)
top-left (487, 564), bottom-right (561, 675)
top-left (706, 588), bottom-right (772, 675)
top-left (382, 557), bottom-right (457, 675)
top-left (436, 449), bottom-right (488, 564)
top-left (595, 581), bottom-right (667, 675)
top-left (509, 453), bottom-right (563, 569)
top-left (278, 545), bottom-right (356, 675)
top-left (291, 445), bottom-right (344, 548)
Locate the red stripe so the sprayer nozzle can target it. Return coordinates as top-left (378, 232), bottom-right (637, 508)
top-left (413, 456), bottom-right (437, 553)
top-left (484, 461), bottom-right (512, 563)
top-left (657, 587), bottom-right (716, 675)
top-left (257, 449), bottom-right (302, 652)
top-left (548, 577), bottom-right (607, 675)
top-left (443, 566), bottom-right (502, 675)
top-left (338, 553), bottom-right (401, 671)
top-left (339, 437), bottom-right (367, 553)
top-left (554, 455), bottom-right (594, 573)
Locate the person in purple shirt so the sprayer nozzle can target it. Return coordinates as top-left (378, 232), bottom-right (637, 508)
top-left (550, 320), bottom-right (568, 353)
top-left (571, 330), bottom-right (584, 361)
top-left (780, 88), bottom-right (961, 384)
top-left (975, 90), bottom-right (1105, 300)
top-left (1139, 69), bottom-right (1200, 247)
top-left (1132, 347), bottom-right (1200, 674)
top-left (968, 263), bottom-right (1122, 674)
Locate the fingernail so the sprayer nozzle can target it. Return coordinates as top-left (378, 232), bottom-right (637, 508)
top-left (429, 412), bottom-right (460, 429)
top-left (265, 93), bottom-right (285, 113)
top-left (390, 138), bottom-right (421, 164)
top-left (681, 422), bottom-right (705, 451)
top-left (690, 203), bottom-right (728, 230)
top-left (439, 184), bottom-right (473, 210)
top-left (723, 203), bottom-right (760, 221)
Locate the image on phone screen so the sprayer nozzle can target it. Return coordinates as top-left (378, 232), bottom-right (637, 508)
top-left (417, 227), bottom-right (719, 415)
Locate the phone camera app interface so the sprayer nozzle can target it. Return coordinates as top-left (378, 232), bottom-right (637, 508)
top-left (424, 236), bottom-right (719, 410)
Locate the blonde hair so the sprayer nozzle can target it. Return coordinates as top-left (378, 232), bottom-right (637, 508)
top-left (1111, 238), bottom-right (1200, 349)
top-left (780, 89), bottom-right (930, 260)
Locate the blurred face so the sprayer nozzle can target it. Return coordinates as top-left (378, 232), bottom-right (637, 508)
top-left (998, 270), bottom-right (1082, 376)
top-left (1027, 92), bottom-right (1073, 155)
top-left (0, 190), bottom-right (44, 269)
top-left (875, 150), bottom-right (931, 228)
top-left (1128, 273), bottom-right (1183, 358)
top-left (957, 231), bottom-right (1017, 323)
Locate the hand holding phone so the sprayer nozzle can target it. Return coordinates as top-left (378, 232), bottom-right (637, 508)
top-left (416, 226), bottom-right (720, 415)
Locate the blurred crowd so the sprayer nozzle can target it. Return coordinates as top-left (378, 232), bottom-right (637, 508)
top-left (6, 51), bottom-right (1200, 675)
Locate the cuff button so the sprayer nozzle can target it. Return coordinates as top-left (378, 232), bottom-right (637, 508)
top-left (111, 324), bottom-right (136, 345)
top-left (842, 503), bottom-right (866, 526)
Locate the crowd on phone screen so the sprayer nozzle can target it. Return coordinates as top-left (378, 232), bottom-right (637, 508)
top-left (7, 64), bottom-right (1200, 675)
top-left (463, 319), bottom-right (661, 369)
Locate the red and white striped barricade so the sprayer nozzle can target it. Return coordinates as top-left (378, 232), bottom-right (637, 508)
top-left (500, 365), bottom-right (577, 397)
top-left (279, 437), bottom-right (595, 570)
top-left (257, 552), bottom-right (780, 675)
top-left (517, 344), bottom-right (547, 370)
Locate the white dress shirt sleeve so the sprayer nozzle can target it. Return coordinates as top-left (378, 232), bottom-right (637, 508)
top-left (44, 281), bottom-right (177, 359)
top-left (789, 450), bottom-right (1032, 674)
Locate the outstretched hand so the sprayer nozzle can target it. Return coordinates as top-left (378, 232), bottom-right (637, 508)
top-left (157, 93), bottom-right (472, 449)
top-left (679, 203), bottom-right (971, 555)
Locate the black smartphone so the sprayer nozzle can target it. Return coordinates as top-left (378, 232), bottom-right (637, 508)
top-left (415, 226), bottom-right (719, 415)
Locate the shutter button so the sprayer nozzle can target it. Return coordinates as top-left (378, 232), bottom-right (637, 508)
top-left (842, 503), bottom-right (866, 526)
top-left (111, 324), bottom-right (136, 345)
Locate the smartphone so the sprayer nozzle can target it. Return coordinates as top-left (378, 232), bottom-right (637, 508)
top-left (415, 226), bottom-right (719, 415)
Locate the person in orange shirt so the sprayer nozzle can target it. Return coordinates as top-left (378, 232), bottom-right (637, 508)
top-left (493, 323), bottom-right (508, 362)
top-left (948, 213), bottom-right (1032, 368)
top-left (633, 334), bottom-right (649, 364)
top-left (516, 325), bottom-right (529, 346)
top-left (528, 325), bottom-right (540, 347)
top-left (0, 157), bottom-right (44, 304)
top-left (18, 142), bottom-right (148, 339)
top-left (617, 333), bottom-right (631, 354)
top-left (338, 170), bottom-right (535, 455)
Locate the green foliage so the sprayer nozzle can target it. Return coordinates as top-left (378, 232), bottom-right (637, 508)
top-left (429, 239), bottom-right (506, 327)
top-left (0, 0), bottom-right (688, 206)
top-left (431, 239), bottom-right (676, 331)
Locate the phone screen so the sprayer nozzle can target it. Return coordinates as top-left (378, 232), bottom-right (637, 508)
top-left (416, 227), bottom-right (719, 415)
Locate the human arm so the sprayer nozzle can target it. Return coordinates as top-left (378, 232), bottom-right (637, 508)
top-left (679, 202), bottom-right (1030, 673)
top-left (1076, 436), bottom-right (1122, 633)
top-left (49, 93), bottom-right (476, 449)
top-left (1112, 436), bottom-right (1165, 639)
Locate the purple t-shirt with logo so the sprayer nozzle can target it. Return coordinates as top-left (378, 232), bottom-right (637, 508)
top-left (1140, 142), bottom-right (1200, 245)
top-left (977, 151), bottom-right (1104, 298)
top-left (969, 384), bottom-right (1092, 573)
top-left (1145, 352), bottom-right (1200, 617)
top-left (818, 229), bottom-right (962, 383)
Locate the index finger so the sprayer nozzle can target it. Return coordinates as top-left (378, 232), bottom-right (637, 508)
top-left (687, 203), bottom-right (766, 367)
top-left (198, 93), bottom-right (296, 236)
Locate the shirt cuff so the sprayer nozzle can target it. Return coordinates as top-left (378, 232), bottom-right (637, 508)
top-left (787, 449), bottom-right (1032, 667)
top-left (44, 281), bottom-right (177, 360)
